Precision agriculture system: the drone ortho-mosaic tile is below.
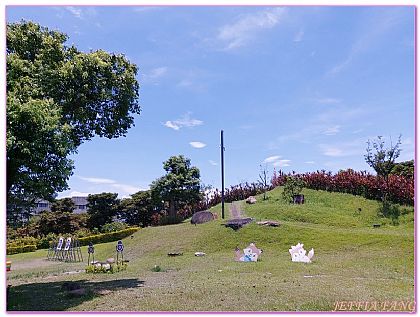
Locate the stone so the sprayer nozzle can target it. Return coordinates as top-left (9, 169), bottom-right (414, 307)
top-left (246, 196), bottom-right (257, 204)
top-left (194, 252), bottom-right (206, 256)
top-left (191, 211), bottom-right (215, 225)
top-left (257, 220), bottom-right (280, 227)
top-left (225, 218), bottom-right (253, 230)
top-left (168, 252), bottom-right (183, 257)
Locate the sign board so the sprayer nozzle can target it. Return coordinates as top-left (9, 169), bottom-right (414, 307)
top-left (88, 242), bottom-right (94, 254)
top-left (64, 237), bottom-right (72, 251)
top-left (116, 240), bottom-right (124, 253)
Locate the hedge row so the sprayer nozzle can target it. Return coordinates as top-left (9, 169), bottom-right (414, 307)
top-left (7, 244), bottom-right (37, 255)
top-left (271, 170), bottom-right (414, 206)
top-left (78, 227), bottom-right (139, 246)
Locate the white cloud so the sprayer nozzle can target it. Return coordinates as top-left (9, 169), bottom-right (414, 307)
top-left (263, 155), bottom-right (282, 163)
top-left (164, 113), bottom-right (203, 131)
top-left (320, 145), bottom-right (344, 157)
top-left (177, 79), bottom-right (193, 88)
top-left (64, 6), bottom-right (96, 20)
top-left (77, 176), bottom-right (115, 184)
top-left (149, 67), bottom-right (167, 79)
top-left (69, 191), bottom-right (90, 197)
top-left (273, 159), bottom-right (291, 167)
top-left (327, 9), bottom-right (404, 75)
top-left (263, 155), bottom-right (291, 168)
top-left (65, 6), bottom-right (82, 18)
top-left (217, 7), bottom-right (287, 50)
top-left (293, 29), bottom-right (304, 42)
top-left (305, 161), bottom-right (315, 164)
top-left (110, 183), bottom-right (141, 194)
top-left (133, 6), bottom-right (161, 13)
top-left (323, 125), bottom-right (341, 136)
top-left (76, 175), bottom-right (143, 197)
top-left (209, 160), bottom-right (218, 166)
top-left (320, 141), bottom-right (363, 157)
top-left (190, 141), bottom-right (207, 149)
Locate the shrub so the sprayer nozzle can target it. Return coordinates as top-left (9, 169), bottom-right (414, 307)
top-left (272, 170), bottom-right (414, 206)
top-left (7, 244), bottom-right (37, 255)
top-left (7, 236), bottom-right (38, 248)
top-left (36, 233), bottom-right (59, 249)
top-left (78, 227), bottom-right (139, 246)
top-left (100, 222), bottom-right (128, 233)
top-left (379, 201), bottom-right (401, 225)
top-left (282, 176), bottom-right (305, 203)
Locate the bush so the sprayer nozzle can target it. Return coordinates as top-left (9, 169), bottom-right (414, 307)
top-left (78, 227), bottom-right (139, 246)
top-left (36, 233), bottom-right (59, 249)
top-left (379, 201), bottom-right (401, 225)
top-left (272, 170), bottom-right (414, 206)
top-left (7, 236), bottom-right (38, 248)
top-left (282, 176), bottom-right (305, 203)
top-left (7, 244), bottom-right (37, 255)
top-left (100, 222), bottom-right (128, 233)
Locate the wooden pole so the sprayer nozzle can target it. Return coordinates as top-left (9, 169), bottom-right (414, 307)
top-left (221, 130), bottom-right (225, 219)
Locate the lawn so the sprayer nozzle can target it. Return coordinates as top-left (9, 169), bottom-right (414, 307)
top-left (6, 187), bottom-right (414, 312)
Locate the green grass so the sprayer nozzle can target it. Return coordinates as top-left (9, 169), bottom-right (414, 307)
top-left (7, 188), bottom-right (414, 312)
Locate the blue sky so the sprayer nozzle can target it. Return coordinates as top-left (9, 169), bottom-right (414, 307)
top-left (6, 6), bottom-right (415, 198)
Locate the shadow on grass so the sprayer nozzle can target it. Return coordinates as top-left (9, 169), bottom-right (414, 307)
top-left (7, 278), bottom-right (145, 311)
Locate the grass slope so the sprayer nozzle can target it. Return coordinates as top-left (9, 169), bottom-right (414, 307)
top-left (7, 187), bottom-right (414, 312)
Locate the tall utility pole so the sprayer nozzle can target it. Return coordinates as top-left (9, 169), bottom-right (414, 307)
top-left (221, 130), bottom-right (225, 219)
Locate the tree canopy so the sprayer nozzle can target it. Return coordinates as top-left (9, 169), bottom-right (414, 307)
top-left (151, 155), bottom-right (201, 220)
top-left (50, 198), bottom-right (75, 213)
top-left (7, 21), bottom-right (140, 212)
top-left (86, 192), bottom-right (120, 229)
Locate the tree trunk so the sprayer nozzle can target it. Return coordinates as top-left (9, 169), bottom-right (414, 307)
top-left (168, 199), bottom-right (176, 220)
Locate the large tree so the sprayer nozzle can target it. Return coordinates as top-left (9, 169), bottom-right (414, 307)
top-left (118, 190), bottom-right (155, 227)
top-left (86, 192), bottom-right (120, 229)
top-left (7, 21), bottom-right (140, 211)
top-left (151, 155), bottom-right (201, 220)
top-left (51, 198), bottom-right (75, 213)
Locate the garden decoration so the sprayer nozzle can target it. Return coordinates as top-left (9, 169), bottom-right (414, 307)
top-left (289, 243), bottom-right (314, 263)
top-left (48, 236), bottom-right (83, 262)
top-left (62, 237), bottom-right (72, 261)
top-left (116, 240), bottom-right (124, 265)
top-left (87, 242), bottom-right (95, 266)
top-left (49, 236), bottom-right (64, 260)
top-left (235, 243), bottom-right (263, 262)
top-left (85, 241), bottom-right (127, 274)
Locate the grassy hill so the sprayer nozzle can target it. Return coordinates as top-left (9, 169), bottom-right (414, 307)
top-left (7, 187), bottom-right (414, 312)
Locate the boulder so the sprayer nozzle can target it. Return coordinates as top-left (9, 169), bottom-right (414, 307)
top-left (191, 210), bottom-right (215, 225)
top-left (225, 218), bottom-right (254, 231)
top-left (246, 196), bottom-right (257, 204)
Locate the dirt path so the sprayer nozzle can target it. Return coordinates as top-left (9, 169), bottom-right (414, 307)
top-left (229, 202), bottom-right (243, 219)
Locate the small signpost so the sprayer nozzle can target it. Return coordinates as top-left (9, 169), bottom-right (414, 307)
top-left (87, 242), bottom-right (95, 265)
top-left (116, 240), bottom-right (124, 265)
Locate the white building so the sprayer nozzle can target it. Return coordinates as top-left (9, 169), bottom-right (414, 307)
top-left (33, 196), bottom-right (89, 214)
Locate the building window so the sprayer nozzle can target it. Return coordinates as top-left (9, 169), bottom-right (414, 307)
top-left (37, 203), bottom-right (49, 208)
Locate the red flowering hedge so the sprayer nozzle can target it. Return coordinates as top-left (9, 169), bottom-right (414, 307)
top-left (271, 169), bottom-right (414, 206)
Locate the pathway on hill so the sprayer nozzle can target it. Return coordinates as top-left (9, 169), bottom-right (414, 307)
top-left (229, 201), bottom-right (244, 219)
